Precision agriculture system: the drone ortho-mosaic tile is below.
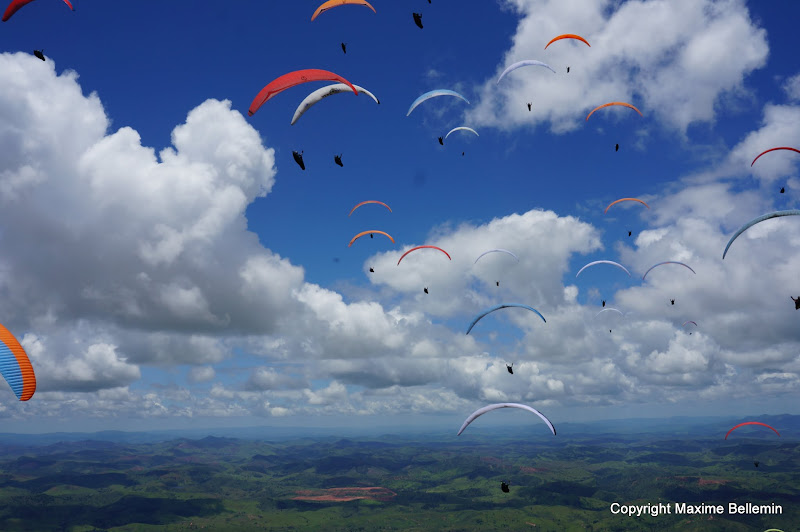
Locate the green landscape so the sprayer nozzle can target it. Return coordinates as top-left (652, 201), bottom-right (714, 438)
top-left (0, 417), bottom-right (796, 531)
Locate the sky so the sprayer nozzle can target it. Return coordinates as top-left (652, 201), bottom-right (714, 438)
top-left (0, 0), bottom-right (798, 434)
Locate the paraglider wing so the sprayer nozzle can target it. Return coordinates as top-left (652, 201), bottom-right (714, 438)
top-left (724, 422), bottom-right (780, 440)
top-left (0, 322), bottom-right (36, 401)
top-left (496, 60), bottom-right (556, 84)
top-left (544, 33), bottom-right (590, 49)
top-left (397, 245), bottom-right (451, 265)
top-left (750, 147), bottom-right (800, 167)
top-left (595, 308), bottom-right (623, 318)
top-left (349, 230), bottom-right (394, 247)
top-left (474, 249), bottom-right (519, 264)
top-left (722, 210), bottom-right (800, 259)
top-left (348, 200), bottom-right (392, 216)
top-left (586, 102), bottom-right (643, 122)
top-left (457, 403), bottom-right (556, 436)
top-left (466, 304), bottom-right (546, 335)
top-left (444, 127), bottom-right (479, 140)
top-left (575, 260), bottom-right (631, 277)
top-left (311, 0), bottom-right (376, 21)
top-left (604, 198), bottom-right (650, 214)
top-left (407, 90), bottom-right (469, 116)
top-left (291, 83), bottom-right (379, 125)
top-left (682, 320), bottom-right (697, 327)
top-left (249, 69), bottom-right (358, 117)
top-left (641, 261), bottom-right (696, 281)
top-left (3, 0), bottom-right (73, 21)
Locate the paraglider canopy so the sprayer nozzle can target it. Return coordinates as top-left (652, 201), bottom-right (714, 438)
top-left (750, 147), bottom-right (800, 167)
top-left (0, 322), bottom-right (36, 401)
top-left (576, 260), bottom-right (631, 277)
top-left (397, 245), bottom-right (451, 266)
top-left (722, 210), bottom-right (800, 259)
top-left (291, 83), bottom-right (379, 126)
top-left (349, 200), bottom-right (392, 217)
top-left (544, 33), bottom-right (590, 49)
top-left (725, 422), bottom-right (780, 439)
top-left (311, 0), bottom-right (376, 21)
top-left (407, 89), bottom-right (469, 116)
top-left (466, 304), bottom-right (546, 335)
top-left (496, 60), bottom-right (556, 84)
top-left (457, 403), bottom-right (556, 436)
top-left (586, 102), bottom-right (643, 121)
top-left (642, 261), bottom-right (696, 281)
top-left (349, 230), bottom-right (394, 247)
top-left (604, 198), bottom-right (650, 214)
top-left (3, 0), bottom-right (73, 22)
top-left (249, 69), bottom-right (358, 117)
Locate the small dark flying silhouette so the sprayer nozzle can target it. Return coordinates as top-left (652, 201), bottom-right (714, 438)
top-left (506, 363), bottom-right (513, 374)
top-left (424, 287), bottom-right (428, 294)
top-left (462, 152), bottom-right (464, 156)
top-left (369, 267), bottom-right (374, 273)
top-left (334, 154), bottom-right (343, 167)
top-left (754, 461), bottom-right (760, 467)
top-left (413, 13), bottom-right (423, 29)
top-left (670, 299), bottom-right (675, 305)
top-left (33, 49), bottom-right (45, 61)
top-left (615, 143), bottom-right (619, 152)
top-left (628, 231), bottom-right (632, 237)
top-left (527, 102), bottom-right (532, 111)
top-left (567, 66), bottom-right (570, 73)
top-left (496, 281), bottom-right (499, 287)
top-left (370, 233), bottom-right (373, 239)
top-left (438, 136), bottom-right (443, 145)
top-left (792, 296), bottom-right (800, 310)
top-left (501, 482), bottom-right (510, 493)
top-left (292, 151), bottom-right (305, 170)
top-left (341, 43), bottom-right (347, 54)
top-left (602, 300), bottom-right (606, 307)
top-left (780, 187), bottom-right (785, 193)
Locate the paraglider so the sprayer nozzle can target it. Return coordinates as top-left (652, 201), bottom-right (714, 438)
top-left (595, 308), bottom-right (623, 319)
top-left (576, 260), bottom-right (631, 277)
top-left (527, 103), bottom-right (532, 111)
top-left (754, 461), bottom-right (759, 468)
top-left (423, 287), bottom-right (429, 294)
top-left (670, 299), bottom-right (675, 305)
top-left (334, 154), bottom-right (343, 167)
top-left (466, 304), bottom-right (546, 335)
top-left (506, 363), bottom-right (513, 374)
top-left (291, 83), bottom-right (378, 125)
top-left (3, 0), bottom-right (73, 21)
top-left (496, 60), bottom-right (556, 84)
top-left (642, 261), bottom-right (696, 281)
top-left (292, 151), bottom-right (306, 170)
top-left (341, 42), bottom-right (347, 54)
top-left (500, 482), bottom-right (510, 493)
top-left (682, 321), bottom-right (697, 334)
top-left (750, 147), bottom-right (800, 167)
top-left (33, 49), bottom-right (44, 61)
top-left (567, 67), bottom-right (570, 73)
top-left (369, 267), bottom-right (374, 273)
top-left (602, 300), bottom-right (605, 307)
top-left (544, 34), bottom-right (590, 49)
top-left (413, 12), bottom-right (423, 29)
top-left (725, 422), bottom-right (780, 439)
top-left (474, 249), bottom-right (519, 264)
top-left (348, 230), bottom-right (395, 247)
top-left (615, 143), bottom-right (619, 152)
top-left (496, 281), bottom-right (499, 287)
top-left (792, 296), bottom-right (800, 310)
top-left (604, 198), bottom-right (650, 214)
top-left (586, 102), bottom-right (643, 122)
top-left (628, 231), bottom-right (632, 237)
top-left (0, 322), bottom-right (36, 401)
top-left (438, 136), bottom-right (443, 145)
top-left (780, 187), bottom-right (785, 193)
top-left (722, 210), bottom-right (800, 259)
top-left (349, 200), bottom-right (392, 216)
top-left (397, 245), bottom-right (451, 266)
top-left (407, 89), bottom-right (469, 116)
top-left (444, 127), bottom-right (479, 140)
top-left (311, 0), bottom-right (376, 21)
top-left (249, 69), bottom-right (358, 117)
top-left (457, 403), bottom-right (556, 436)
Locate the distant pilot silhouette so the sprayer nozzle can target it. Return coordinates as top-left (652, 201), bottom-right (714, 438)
top-left (792, 296), bottom-right (800, 310)
top-left (527, 103), bottom-right (532, 111)
top-left (670, 299), bottom-right (675, 305)
top-left (438, 136), bottom-right (443, 145)
top-left (506, 363), bottom-right (513, 375)
top-left (341, 43), bottom-right (347, 54)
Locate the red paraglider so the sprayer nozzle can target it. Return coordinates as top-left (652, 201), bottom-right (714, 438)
top-left (544, 34), bottom-right (590, 49)
top-left (249, 69), bottom-right (358, 117)
top-left (750, 147), bottom-right (800, 167)
top-left (397, 245), bottom-right (451, 266)
top-left (3, 0), bottom-right (72, 21)
top-left (725, 422), bottom-right (780, 440)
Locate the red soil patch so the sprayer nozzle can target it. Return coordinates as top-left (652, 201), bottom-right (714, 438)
top-left (519, 467), bottom-right (548, 474)
top-left (293, 487), bottom-right (397, 502)
top-left (698, 478), bottom-right (729, 486)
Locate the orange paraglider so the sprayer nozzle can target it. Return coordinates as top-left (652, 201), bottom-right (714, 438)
top-left (604, 198), bottom-right (650, 214)
top-left (348, 201), bottom-right (392, 217)
top-left (0, 322), bottom-right (36, 401)
top-left (397, 246), bottom-right (451, 266)
top-left (348, 231), bottom-right (395, 247)
top-left (544, 34), bottom-right (590, 49)
top-left (311, 0), bottom-right (376, 22)
top-left (586, 102), bottom-right (642, 121)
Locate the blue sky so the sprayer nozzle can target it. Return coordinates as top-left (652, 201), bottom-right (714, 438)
top-left (0, 0), bottom-right (798, 434)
